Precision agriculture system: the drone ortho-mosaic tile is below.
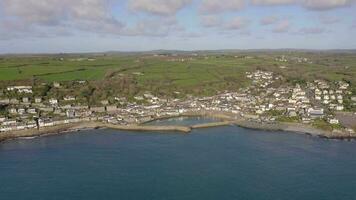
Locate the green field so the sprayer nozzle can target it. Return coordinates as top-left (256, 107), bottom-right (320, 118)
top-left (0, 51), bottom-right (355, 98)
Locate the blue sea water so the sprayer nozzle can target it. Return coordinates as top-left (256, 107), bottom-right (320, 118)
top-left (1, 122), bottom-right (356, 200)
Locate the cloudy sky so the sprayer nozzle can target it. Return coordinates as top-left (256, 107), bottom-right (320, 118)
top-left (0, 0), bottom-right (355, 53)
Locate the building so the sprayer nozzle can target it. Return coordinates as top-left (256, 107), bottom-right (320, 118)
top-left (90, 107), bottom-right (106, 113)
top-left (22, 97), bottom-right (30, 103)
top-left (53, 82), bottom-right (61, 88)
top-left (7, 86), bottom-right (33, 93)
top-left (64, 96), bottom-right (76, 101)
top-left (49, 99), bottom-right (58, 105)
top-left (328, 118), bottom-right (339, 124)
top-left (66, 110), bottom-right (75, 118)
top-left (35, 97), bottom-right (42, 103)
top-left (106, 105), bottom-right (118, 112)
top-left (308, 108), bottom-right (324, 118)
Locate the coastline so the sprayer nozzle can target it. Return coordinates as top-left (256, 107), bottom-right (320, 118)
top-left (1, 112), bottom-right (355, 143)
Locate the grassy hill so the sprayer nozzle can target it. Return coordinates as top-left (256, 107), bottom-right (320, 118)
top-left (0, 51), bottom-right (355, 98)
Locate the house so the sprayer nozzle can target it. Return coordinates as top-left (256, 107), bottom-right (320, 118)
top-left (134, 96), bottom-right (144, 101)
top-left (106, 105), bottom-right (118, 112)
top-left (49, 98), bottom-right (58, 105)
top-left (101, 100), bottom-right (109, 105)
top-left (22, 97), bottom-right (30, 103)
top-left (328, 118), bottom-right (339, 124)
top-left (308, 108), bottom-right (324, 118)
top-left (288, 111), bottom-right (297, 117)
top-left (54, 109), bottom-right (65, 116)
top-left (53, 82), bottom-right (61, 88)
top-left (90, 107), bottom-right (106, 113)
top-left (27, 108), bottom-right (37, 114)
top-left (287, 107), bottom-right (296, 112)
top-left (34, 97), bottom-right (42, 103)
top-left (288, 99), bottom-right (297, 104)
top-left (339, 82), bottom-right (349, 90)
top-left (10, 98), bottom-right (19, 104)
top-left (143, 93), bottom-right (154, 99)
top-left (243, 114), bottom-right (259, 120)
top-left (315, 88), bottom-right (322, 95)
top-left (336, 105), bottom-right (344, 111)
top-left (7, 86), bottom-right (33, 93)
top-left (39, 119), bottom-right (55, 127)
top-left (66, 110), bottom-right (75, 118)
top-left (9, 108), bottom-right (17, 114)
top-left (0, 99), bottom-right (10, 104)
top-left (38, 107), bottom-right (54, 112)
top-left (0, 127), bottom-right (13, 132)
top-left (256, 110), bottom-right (264, 114)
top-left (302, 117), bottom-right (311, 123)
top-left (17, 108), bottom-right (26, 115)
top-left (315, 95), bottom-right (321, 100)
top-left (64, 96), bottom-right (76, 101)
top-left (323, 100), bottom-right (329, 104)
top-left (2, 120), bottom-right (17, 126)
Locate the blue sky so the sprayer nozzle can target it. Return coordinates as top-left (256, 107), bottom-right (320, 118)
top-left (0, 0), bottom-right (355, 53)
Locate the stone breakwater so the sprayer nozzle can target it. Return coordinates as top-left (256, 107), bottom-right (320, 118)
top-left (0, 122), bottom-right (194, 143)
top-left (1, 113), bottom-right (355, 143)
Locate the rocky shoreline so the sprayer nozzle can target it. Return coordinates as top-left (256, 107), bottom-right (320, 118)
top-left (233, 120), bottom-right (356, 139)
top-left (1, 113), bottom-right (355, 143)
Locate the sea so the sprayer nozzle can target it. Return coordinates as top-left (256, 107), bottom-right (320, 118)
top-left (1, 117), bottom-right (356, 200)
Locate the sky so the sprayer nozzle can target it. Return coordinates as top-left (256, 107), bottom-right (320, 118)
top-left (0, 0), bottom-right (355, 53)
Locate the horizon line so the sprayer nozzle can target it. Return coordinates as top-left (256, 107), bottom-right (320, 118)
top-left (1, 48), bottom-right (356, 56)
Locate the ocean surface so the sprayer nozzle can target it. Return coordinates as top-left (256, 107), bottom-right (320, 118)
top-left (1, 118), bottom-right (356, 200)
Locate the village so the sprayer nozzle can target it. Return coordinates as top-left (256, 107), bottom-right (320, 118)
top-left (0, 70), bottom-right (355, 134)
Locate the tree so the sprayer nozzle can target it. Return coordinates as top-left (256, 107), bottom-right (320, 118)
top-left (80, 86), bottom-right (96, 105)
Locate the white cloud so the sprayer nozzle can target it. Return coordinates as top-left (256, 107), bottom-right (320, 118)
top-left (302, 0), bottom-right (355, 10)
top-left (260, 15), bottom-right (279, 25)
top-left (122, 17), bottom-right (184, 36)
top-left (251, 0), bottom-right (295, 5)
top-left (200, 15), bottom-right (222, 27)
top-left (200, 0), bottom-right (245, 14)
top-left (319, 15), bottom-right (340, 24)
top-left (1, 0), bottom-right (114, 25)
top-left (299, 27), bottom-right (325, 34)
top-left (273, 20), bottom-right (290, 32)
top-left (128, 0), bottom-right (192, 15)
top-left (251, 0), bottom-right (355, 10)
top-left (0, 0), bottom-right (354, 41)
top-left (352, 20), bottom-right (356, 29)
top-left (225, 17), bottom-right (250, 30)
top-left (0, 0), bottom-right (124, 38)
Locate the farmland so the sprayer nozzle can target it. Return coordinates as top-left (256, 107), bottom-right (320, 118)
top-left (0, 51), bottom-right (355, 98)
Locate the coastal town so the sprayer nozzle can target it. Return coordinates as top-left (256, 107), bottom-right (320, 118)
top-left (0, 70), bottom-right (355, 138)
